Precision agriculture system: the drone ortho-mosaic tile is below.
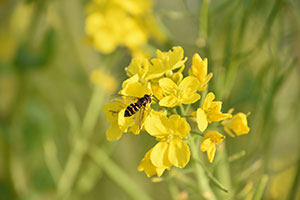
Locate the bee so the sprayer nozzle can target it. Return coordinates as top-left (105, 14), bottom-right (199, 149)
top-left (124, 94), bottom-right (152, 117)
top-left (111, 94), bottom-right (152, 129)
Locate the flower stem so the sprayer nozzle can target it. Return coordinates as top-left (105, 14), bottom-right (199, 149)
top-left (253, 175), bottom-right (269, 200)
top-left (188, 136), bottom-right (217, 200)
top-left (190, 130), bottom-right (204, 137)
top-left (57, 87), bottom-right (104, 199)
top-left (89, 147), bottom-right (152, 200)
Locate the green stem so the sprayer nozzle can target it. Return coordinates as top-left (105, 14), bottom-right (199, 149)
top-left (188, 136), bottom-right (217, 200)
top-left (195, 159), bottom-right (229, 193)
top-left (214, 143), bottom-right (233, 199)
top-left (167, 179), bottom-right (179, 200)
top-left (89, 147), bottom-right (152, 200)
top-left (57, 87), bottom-right (104, 199)
top-left (288, 156), bottom-right (300, 200)
top-left (253, 175), bottom-right (269, 200)
top-left (199, 0), bottom-right (210, 41)
top-left (190, 130), bottom-right (205, 137)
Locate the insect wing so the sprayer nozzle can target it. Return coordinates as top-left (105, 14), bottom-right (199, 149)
top-left (134, 106), bottom-right (148, 130)
top-left (110, 94), bottom-right (139, 105)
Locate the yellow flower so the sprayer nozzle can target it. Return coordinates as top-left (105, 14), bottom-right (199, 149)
top-left (102, 102), bottom-right (125, 141)
top-left (143, 111), bottom-right (191, 175)
top-left (189, 53), bottom-right (213, 91)
top-left (125, 58), bottom-right (152, 81)
top-left (148, 46), bottom-right (187, 79)
top-left (90, 69), bottom-right (118, 94)
top-left (138, 147), bottom-right (169, 177)
top-left (85, 0), bottom-right (164, 54)
top-left (119, 74), bottom-right (152, 98)
top-left (159, 76), bottom-right (200, 107)
top-left (196, 92), bottom-right (232, 132)
top-left (222, 109), bottom-right (250, 137)
top-left (200, 131), bottom-right (225, 163)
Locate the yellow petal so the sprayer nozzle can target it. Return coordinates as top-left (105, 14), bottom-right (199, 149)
top-left (120, 81), bottom-right (151, 98)
top-left (204, 131), bottom-right (225, 144)
top-left (200, 138), bottom-right (212, 152)
top-left (169, 115), bottom-right (191, 138)
top-left (159, 78), bottom-right (178, 95)
top-left (196, 108), bottom-right (208, 132)
top-left (156, 168), bottom-right (167, 177)
top-left (207, 112), bottom-right (232, 123)
top-left (138, 148), bottom-right (165, 177)
top-left (144, 111), bottom-right (169, 137)
top-left (159, 95), bottom-right (180, 107)
top-left (118, 109), bottom-right (135, 132)
top-left (202, 92), bottom-right (215, 111)
top-left (232, 113), bottom-right (250, 136)
top-left (149, 46), bottom-right (187, 78)
top-left (106, 121), bottom-right (123, 141)
top-left (150, 141), bottom-right (171, 168)
top-left (222, 112), bottom-right (250, 136)
top-left (206, 144), bottom-right (216, 163)
top-left (168, 138), bottom-right (191, 168)
top-left (103, 102), bottom-right (124, 122)
top-left (121, 74), bottom-right (139, 89)
top-left (178, 76), bottom-right (199, 92)
top-left (191, 54), bottom-right (208, 83)
top-left (125, 58), bottom-right (149, 79)
top-left (151, 82), bottom-right (163, 100)
top-left (181, 93), bottom-right (201, 105)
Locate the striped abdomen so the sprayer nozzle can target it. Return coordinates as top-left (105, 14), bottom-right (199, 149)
top-left (124, 103), bottom-right (141, 117)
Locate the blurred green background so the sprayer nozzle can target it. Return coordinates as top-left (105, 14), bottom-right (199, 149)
top-left (0, 0), bottom-right (299, 199)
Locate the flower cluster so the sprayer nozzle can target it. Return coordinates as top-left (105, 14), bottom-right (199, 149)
top-left (103, 46), bottom-right (250, 177)
top-left (85, 0), bottom-right (164, 56)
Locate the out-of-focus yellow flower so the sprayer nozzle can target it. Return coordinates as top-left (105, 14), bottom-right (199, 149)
top-left (142, 111), bottom-right (191, 177)
top-left (90, 69), bottom-right (118, 93)
top-left (196, 92), bottom-right (232, 132)
top-left (148, 46), bottom-right (187, 79)
top-left (138, 147), bottom-right (169, 177)
top-left (159, 76), bottom-right (200, 107)
top-left (189, 53), bottom-right (213, 91)
top-left (85, 0), bottom-right (164, 54)
top-left (222, 109), bottom-right (250, 137)
top-left (200, 131), bottom-right (225, 163)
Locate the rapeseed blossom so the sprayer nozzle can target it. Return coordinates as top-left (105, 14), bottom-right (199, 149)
top-left (222, 109), bottom-right (250, 137)
top-left (196, 92), bottom-right (232, 132)
top-left (189, 53), bottom-right (213, 91)
top-left (90, 69), bottom-right (117, 94)
top-left (102, 46), bottom-right (250, 177)
top-left (85, 0), bottom-right (164, 54)
top-left (159, 76), bottom-right (200, 107)
top-left (139, 111), bottom-right (191, 177)
top-left (201, 131), bottom-right (225, 163)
